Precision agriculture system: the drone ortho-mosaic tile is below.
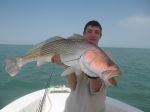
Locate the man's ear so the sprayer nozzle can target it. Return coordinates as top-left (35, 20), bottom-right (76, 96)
top-left (83, 32), bottom-right (85, 36)
top-left (100, 32), bottom-right (102, 37)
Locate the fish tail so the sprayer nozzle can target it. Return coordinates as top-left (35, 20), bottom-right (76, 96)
top-left (5, 57), bottom-right (23, 76)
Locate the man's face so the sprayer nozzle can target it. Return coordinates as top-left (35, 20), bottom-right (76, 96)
top-left (83, 25), bottom-right (102, 45)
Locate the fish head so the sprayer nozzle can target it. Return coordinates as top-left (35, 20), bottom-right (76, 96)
top-left (80, 50), bottom-right (122, 86)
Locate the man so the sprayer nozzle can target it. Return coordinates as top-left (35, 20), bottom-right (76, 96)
top-left (51, 20), bottom-right (106, 112)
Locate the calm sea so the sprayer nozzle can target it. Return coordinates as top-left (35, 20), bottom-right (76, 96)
top-left (0, 44), bottom-right (150, 112)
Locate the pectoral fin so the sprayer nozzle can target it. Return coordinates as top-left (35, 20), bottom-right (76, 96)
top-left (61, 67), bottom-right (75, 76)
top-left (37, 56), bottom-right (52, 66)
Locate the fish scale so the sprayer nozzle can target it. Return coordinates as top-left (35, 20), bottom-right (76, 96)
top-left (5, 34), bottom-right (122, 86)
top-left (41, 39), bottom-right (76, 56)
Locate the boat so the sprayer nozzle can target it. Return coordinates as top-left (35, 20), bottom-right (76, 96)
top-left (1, 86), bottom-right (143, 112)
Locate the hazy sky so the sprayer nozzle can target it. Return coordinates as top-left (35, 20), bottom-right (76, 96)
top-left (0, 0), bottom-right (150, 48)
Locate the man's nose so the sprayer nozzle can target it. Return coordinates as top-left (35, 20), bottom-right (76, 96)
top-left (91, 32), bottom-right (97, 38)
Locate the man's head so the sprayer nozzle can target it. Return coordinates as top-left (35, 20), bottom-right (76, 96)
top-left (83, 20), bottom-right (102, 45)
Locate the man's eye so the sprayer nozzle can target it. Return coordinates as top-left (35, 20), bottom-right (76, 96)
top-left (95, 31), bottom-right (100, 35)
top-left (87, 30), bottom-right (92, 33)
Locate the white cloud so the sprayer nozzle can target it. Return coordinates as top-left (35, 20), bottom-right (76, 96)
top-left (114, 15), bottom-right (150, 48)
top-left (117, 15), bottom-right (150, 34)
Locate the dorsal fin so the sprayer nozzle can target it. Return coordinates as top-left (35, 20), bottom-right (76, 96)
top-left (39, 36), bottom-right (64, 46)
top-left (67, 34), bottom-right (84, 40)
top-left (28, 36), bottom-right (64, 53)
top-left (44, 36), bottom-right (64, 43)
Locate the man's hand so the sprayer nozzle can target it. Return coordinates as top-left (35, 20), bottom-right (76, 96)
top-left (51, 54), bottom-right (77, 90)
top-left (51, 53), bottom-right (68, 68)
top-left (51, 53), bottom-right (63, 65)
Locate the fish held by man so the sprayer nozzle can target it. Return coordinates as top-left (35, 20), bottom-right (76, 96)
top-left (5, 34), bottom-right (122, 86)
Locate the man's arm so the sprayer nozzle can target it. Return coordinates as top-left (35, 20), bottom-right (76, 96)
top-left (51, 54), bottom-right (77, 90)
top-left (67, 73), bottom-right (77, 90)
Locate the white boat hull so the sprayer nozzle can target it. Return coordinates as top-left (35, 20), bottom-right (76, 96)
top-left (1, 88), bottom-right (143, 112)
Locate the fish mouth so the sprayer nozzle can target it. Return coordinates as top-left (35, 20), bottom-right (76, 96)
top-left (101, 69), bottom-right (122, 86)
top-left (102, 69), bottom-right (121, 78)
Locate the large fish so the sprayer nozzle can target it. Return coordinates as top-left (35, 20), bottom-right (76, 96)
top-left (5, 34), bottom-right (121, 86)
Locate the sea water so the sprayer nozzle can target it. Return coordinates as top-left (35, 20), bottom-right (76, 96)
top-left (0, 44), bottom-right (150, 112)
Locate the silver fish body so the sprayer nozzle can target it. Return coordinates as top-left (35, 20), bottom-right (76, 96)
top-left (5, 34), bottom-right (121, 86)
top-left (5, 34), bottom-right (95, 75)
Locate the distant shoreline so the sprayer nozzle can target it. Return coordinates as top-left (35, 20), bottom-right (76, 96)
top-left (0, 43), bottom-right (149, 50)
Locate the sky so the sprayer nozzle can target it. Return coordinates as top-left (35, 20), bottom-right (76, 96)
top-left (0, 0), bottom-right (150, 48)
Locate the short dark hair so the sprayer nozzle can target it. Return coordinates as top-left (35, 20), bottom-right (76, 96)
top-left (83, 20), bottom-right (102, 33)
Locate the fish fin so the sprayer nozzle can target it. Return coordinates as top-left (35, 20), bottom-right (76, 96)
top-left (5, 57), bottom-right (23, 76)
top-left (105, 51), bottom-right (114, 61)
top-left (67, 34), bottom-right (84, 39)
top-left (61, 67), bottom-right (75, 76)
top-left (44, 36), bottom-right (64, 44)
top-left (28, 36), bottom-right (64, 53)
top-left (37, 56), bottom-right (52, 66)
